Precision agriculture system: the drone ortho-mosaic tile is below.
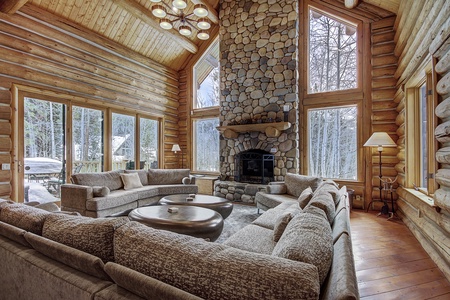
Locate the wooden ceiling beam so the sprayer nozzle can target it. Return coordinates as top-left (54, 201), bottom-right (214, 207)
top-left (0, 0), bottom-right (29, 14)
top-left (191, 0), bottom-right (219, 24)
top-left (112, 0), bottom-right (198, 54)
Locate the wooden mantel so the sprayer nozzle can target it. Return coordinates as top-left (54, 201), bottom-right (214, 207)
top-left (217, 122), bottom-right (291, 138)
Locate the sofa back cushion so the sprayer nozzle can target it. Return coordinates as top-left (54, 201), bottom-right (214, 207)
top-left (24, 232), bottom-right (111, 281)
top-left (114, 222), bottom-right (320, 300)
top-left (285, 173), bottom-right (322, 197)
top-left (148, 169), bottom-right (190, 185)
top-left (0, 220), bottom-right (30, 247)
top-left (42, 214), bottom-right (129, 262)
top-left (71, 170), bottom-right (124, 191)
top-left (272, 212), bottom-right (333, 285)
top-left (124, 169), bottom-right (149, 186)
top-left (0, 204), bottom-right (50, 235)
top-left (305, 191), bottom-right (336, 224)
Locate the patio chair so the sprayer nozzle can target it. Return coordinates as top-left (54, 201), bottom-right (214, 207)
top-left (47, 169), bottom-right (65, 195)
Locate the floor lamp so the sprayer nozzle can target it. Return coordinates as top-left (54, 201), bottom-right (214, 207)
top-left (364, 132), bottom-right (397, 214)
top-left (171, 144), bottom-right (183, 168)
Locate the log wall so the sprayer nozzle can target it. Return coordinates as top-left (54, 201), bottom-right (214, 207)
top-left (0, 5), bottom-right (183, 199)
top-left (394, 0), bottom-right (450, 281)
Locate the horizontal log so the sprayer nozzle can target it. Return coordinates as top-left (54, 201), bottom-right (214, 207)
top-left (436, 169), bottom-right (450, 188)
top-left (435, 47), bottom-right (450, 74)
top-left (436, 72), bottom-right (450, 95)
top-left (397, 173), bottom-right (405, 186)
top-left (436, 147), bottom-right (450, 163)
top-left (395, 162), bottom-right (405, 173)
top-left (0, 170), bottom-right (10, 182)
top-left (372, 16), bottom-right (396, 30)
top-left (436, 96), bottom-right (450, 119)
top-left (397, 124), bottom-right (405, 136)
top-left (0, 121), bottom-right (11, 135)
top-left (395, 112), bottom-right (405, 125)
top-left (372, 110), bottom-right (398, 122)
top-left (372, 100), bottom-right (398, 110)
top-left (429, 11), bottom-right (450, 55)
top-left (0, 137), bottom-right (11, 151)
top-left (434, 188), bottom-right (450, 212)
top-left (372, 55), bottom-right (398, 68)
top-left (0, 183), bottom-right (11, 197)
top-left (0, 106), bottom-right (11, 120)
top-left (372, 42), bottom-right (395, 56)
top-left (394, 0), bottom-right (427, 56)
top-left (372, 88), bottom-right (396, 100)
top-left (0, 90), bottom-right (11, 105)
top-left (435, 120), bottom-right (450, 143)
top-left (372, 31), bottom-right (395, 44)
top-left (397, 149), bottom-right (405, 160)
top-left (371, 166), bottom-right (398, 177)
top-left (372, 123), bottom-right (399, 133)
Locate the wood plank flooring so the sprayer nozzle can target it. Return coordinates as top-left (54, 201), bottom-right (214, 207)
top-left (350, 210), bottom-right (450, 299)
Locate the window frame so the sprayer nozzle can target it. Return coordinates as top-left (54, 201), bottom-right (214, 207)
top-left (303, 2), bottom-right (363, 103)
top-left (192, 116), bottom-right (220, 173)
top-left (304, 101), bottom-right (363, 182)
top-left (405, 58), bottom-right (437, 196)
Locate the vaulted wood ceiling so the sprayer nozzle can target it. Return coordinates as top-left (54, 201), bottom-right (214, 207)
top-left (1, 0), bottom-right (398, 71)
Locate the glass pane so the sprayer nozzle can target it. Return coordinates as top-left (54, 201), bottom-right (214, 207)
top-left (112, 113), bottom-right (135, 171)
top-left (308, 106), bottom-right (357, 180)
top-left (194, 39), bottom-right (220, 109)
top-left (24, 97), bottom-right (65, 199)
top-left (140, 118), bottom-right (159, 169)
top-left (419, 83), bottom-right (428, 189)
top-left (309, 9), bottom-right (357, 93)
top-left (194, 118), bottom-right (220, 172)
top-left (72, 106), bottom-right (103, 173)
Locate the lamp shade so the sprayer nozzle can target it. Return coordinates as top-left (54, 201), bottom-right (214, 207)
top-left (152, 5), bottom-right (166, 18)
top-left (193, 4), bottom-right (208, 17)
top-left (363, 132), bottom-right (396, 147)
top-left (171, 144), bottom-right (181, 152)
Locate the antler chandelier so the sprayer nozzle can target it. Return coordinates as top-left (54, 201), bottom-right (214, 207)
top-left (150, 0), bottom-right (211, 40)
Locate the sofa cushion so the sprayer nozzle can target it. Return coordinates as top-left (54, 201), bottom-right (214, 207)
top-left (0, 220), bottom-right (30, 247)
top-left (297, 186), bottom-right (314, 209)
top-left (86, 189), bottom-right (139, 211)
top-left (120, 173), bottom-right (144, 190)
top-left (273, 212), bottom-right (292, 242)
top-left (148, 169), bottom-right (190, 185)
top-left (0, 204), bottom-right (50, 235)
top-left (124, 169), bottom-right (149, 186)
top-left (255, 192), bottom-right (297, 210)
top-left (266, 184), bottom-right (287, 194)
top-left (42, 214), bottom-right (129, 262)
top-left (223, 224), bottom-right (276, 255)
top-left (315, 180), bottom-right (341, 205)
top-left (0, 199), bottom-right (14, 210)
top-left (272, 212), bottom-right (333, 285)
top-left (114, 222), bottom-right (320, 300)
top-left (306, 191), bottom-right (336, 224)
top-left (93, 186), bottom-right (110, 197)
top-left (24, 232), bottom-right (111, 281)
top-left (104, 262), bottom-right (202, 300)
top-left (72, 170), bottom-right (124, 191)
top-left (285, 173), bottom-right (322, 197)
top-left (332, 206), bottom-right (351, 244)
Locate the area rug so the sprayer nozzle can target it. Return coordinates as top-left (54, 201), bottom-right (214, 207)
top-left (215, 203), bottom-right (260, 244)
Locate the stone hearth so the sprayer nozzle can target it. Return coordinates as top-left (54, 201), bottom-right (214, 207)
top-left (214, 180), bottom-right (267, 204)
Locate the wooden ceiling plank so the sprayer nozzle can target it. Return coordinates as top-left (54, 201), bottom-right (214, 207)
top-left (104, 6), bottom-right (123, 38)
top-left (191, 0), bottom-right (219, 24)
top-left (123, 18), bottom-right (141, 46)
top-left (111, 0), bottom-right (198, 54)
top-left (98, 3), bottom-right (119, 35)
top-left (0, 0), bottom-right (29, 14)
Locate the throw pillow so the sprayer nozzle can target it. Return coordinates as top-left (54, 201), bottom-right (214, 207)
top-left (124, 169), bottom-right (149, 186)
top-left (182, 177), bottom-right (191, 185)
top-left (148, 169), bottom-right (190, 185)
top-left (297, 186), bottom-right (314, 209)
top-left (92, 186), bottom-right (110, 197)
top-left (285, 173), bottom-right (322, 197)
top-left (120, 173), bottom-right (143, 190)
top-left (273, 212), bottom-right (292, 242)
top-left (266, 184), bottom-right (287, 194)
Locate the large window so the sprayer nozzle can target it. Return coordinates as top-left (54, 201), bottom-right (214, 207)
top-left (308, 7), bottom-right (358, 94)
top-left (405, 59), bottom-right (436, 195)
top-left (112, 113), bottom-right (135, 170)
top-left (140, 117), bottom-right (159, 169)
top-left (308, 106), bottom-right (357, 180)
top-left (192, 38), bottom-right (220, 173)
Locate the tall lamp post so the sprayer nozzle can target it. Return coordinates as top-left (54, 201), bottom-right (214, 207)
top-left (364, 132), bottom-right (397, 213)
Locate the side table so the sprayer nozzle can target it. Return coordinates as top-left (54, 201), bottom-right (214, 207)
top-left (196, 176), bottom-right (218, 195)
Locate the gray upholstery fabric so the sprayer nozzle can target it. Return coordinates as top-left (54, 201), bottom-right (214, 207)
top-left (0, 204), bottom-right (50, 235)
top-left (332, 207), bottom-right (350, 244)
top-left (120, 173), bottom-right (144, 190)
top-left (135, 186), bottom-right (160, 200)
top-left (86, 190), bottom-right (139, 211)
top-left (272, 212), bottom-right (333, 285)
top-left (72, 170), bottom-right (124, 191)
top-left (43, 214), bottom-right (129, 262)
top-left (305, 191), bottom-right (336, 224)
top-left (24, 232), bottom-right (111, 281)
top-left (94, 285), bottom-right (146, 300)
top-left (297, 186), bottom-right (314, 209)
top-left (223, 224), bottom-right (276, 255)
top-left (266, 184), bottom-right (287, 194)
top-left (255, 192), bottom-right (297, 209)
top-left (124, 170), bottom-right (149, 186)
top-left (0, 199), bottom-right (14, 210)
top-left (0, 221), bottom-right (30, 247)
top-left (315, 181), bottom-right (342, 205)
top-left (321, 234), bottom-right (359, 300)
top-left (33, 202), bottom-right (61, 212)
top-left (156, 184), bottom-right (198, 195)
top-left (148, 169), bottom-right (190, 185)
top-left (285, 173), bottom-right (322, 197)
top-left (114, 222), bottom-right (320, 300)
top-left (86, 202), bottom-right (138, 218)
top-left (104, 262), bottom-right (203, 300)
top-left (93, 186), bottom-right (110, 197)
top-left (273, 211), bottom-right (292, 242)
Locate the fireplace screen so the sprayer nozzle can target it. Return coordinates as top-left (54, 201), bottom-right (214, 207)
top-left (234, 150), bottom-right (274, 184)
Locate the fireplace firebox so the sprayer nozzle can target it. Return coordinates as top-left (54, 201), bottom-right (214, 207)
top-left (234, 149), bottom-right (274, 184)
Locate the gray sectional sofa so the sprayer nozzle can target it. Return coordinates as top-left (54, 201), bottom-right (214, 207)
top-left (60, 169), bottom-right (198, 217)
top-left (0, 174), bottom-right (358, 300)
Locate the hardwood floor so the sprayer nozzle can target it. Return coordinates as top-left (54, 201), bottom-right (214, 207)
top-left (350, 210), bottom-right (450, 299)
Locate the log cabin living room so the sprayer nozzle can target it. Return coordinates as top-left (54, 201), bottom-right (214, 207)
top-left (0, 0), bottom-right (450, 299)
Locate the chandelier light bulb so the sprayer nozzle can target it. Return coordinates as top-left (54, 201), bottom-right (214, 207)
top-left (179, 25), bottom-right (192, 36)
top-left (197, 18), bottom-right (211, 30)
top-left (193, 4), bottom-right (208, 17)
top-left (172, 0), bottom-right (187, 9)
top-left (150, 0), bottom-right (161, 2)
top-left (152, 5), bottom-right (166, 18)
top-left (159, 18), bottom-right (173, 30)
top-left (197, 30), bottom-right (210, 40)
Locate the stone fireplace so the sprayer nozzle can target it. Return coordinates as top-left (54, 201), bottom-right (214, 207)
top-left (235, 149), bottom-right (274, 184)
top-left (218, 0), bottom-right (299, 189)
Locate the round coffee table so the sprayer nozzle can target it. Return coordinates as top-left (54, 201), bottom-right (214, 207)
top-left (128, 205), bottom-right (224, 241)
top-left (159, 194), bottom-right (233, 219)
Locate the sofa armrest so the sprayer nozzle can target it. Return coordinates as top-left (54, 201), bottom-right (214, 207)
top-left (266, 183), bottom-right (287, 194)
top-left (60, 184), bottom-right (93, 210)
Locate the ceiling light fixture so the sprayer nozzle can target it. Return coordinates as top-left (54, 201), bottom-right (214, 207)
top-left (150, 0), bottom-right (210, 40)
